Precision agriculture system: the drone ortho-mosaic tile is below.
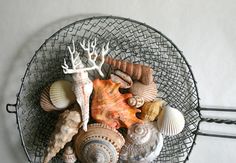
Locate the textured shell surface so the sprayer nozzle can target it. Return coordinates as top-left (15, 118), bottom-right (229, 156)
top-left (49, 80), bottom-right (76, 109)
top-left (141, 99), bottom-right (165, 121)
top-left (63, 145), bottom-right (77, 163)
top-left (110, 70), bottom-right (133, 89)
top-left (129, 81), bottom-right (157, 102)
top-left (74, 123), bottom-right (125, 163)
top-left (43, 104), bottom-right (82, 163)
top-left (157, 106), bottom-right (185, 136)
top-left (40, 85), bottom-right (57, 112)
top-left (119, 122), bottom-right (163, 163)
top-left (91, 79), bottom-right (143, 129)
top-left (127, 96), bottom-right (144, 108)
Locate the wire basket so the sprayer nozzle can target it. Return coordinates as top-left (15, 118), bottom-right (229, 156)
top-left (6, 16), bottom-right (203, 162)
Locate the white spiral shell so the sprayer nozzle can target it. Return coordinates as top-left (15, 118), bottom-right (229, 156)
top-left (119, 122), bottom-right (163, 162)
top-left (157, 106), bottom-right (185, 136)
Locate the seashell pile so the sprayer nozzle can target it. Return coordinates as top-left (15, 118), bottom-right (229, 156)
top-left (38, 39), bottom-right (185, 162)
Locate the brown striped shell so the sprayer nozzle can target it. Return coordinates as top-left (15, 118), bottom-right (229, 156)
top-left (40, 85), bottom-right (57, 112)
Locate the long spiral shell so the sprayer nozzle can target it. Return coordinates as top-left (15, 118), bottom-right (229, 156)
top-left (105, 56), bottom-right (153, 85)
top-left (74, 123), bottom-right (125, 163)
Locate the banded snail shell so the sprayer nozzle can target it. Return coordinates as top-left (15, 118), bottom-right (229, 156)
top-left (127, 96), bottom-right (144, 108)
top-left (157, 106), bottom-right (185, 136)
top-left (74, 123), bottom-right (125, 163)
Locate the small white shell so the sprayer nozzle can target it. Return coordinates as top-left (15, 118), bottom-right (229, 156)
top-left (127, 96), bottom-right (144, 108)
top-left (49, 80), bottom-right (76, 109)
top-left (63, 145), bottom-right (77, 163)
top-left (157, 106), bottom-right (185, 136)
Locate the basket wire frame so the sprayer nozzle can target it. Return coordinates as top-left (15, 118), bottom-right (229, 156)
top-left (7, 16), bottom-right (201, 163)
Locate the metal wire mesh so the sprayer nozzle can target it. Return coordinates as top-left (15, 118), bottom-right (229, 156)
top-left (15, 16), bottom-right (200, 163)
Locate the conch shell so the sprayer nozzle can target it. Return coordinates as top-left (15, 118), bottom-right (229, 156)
top-left (157, 106), bottom-right (185, 136)
top-left (141, 99), bottom-right (166, 121)
top-left (91, 79), bottom-right (143, 129)
top-left (129, 81), bottom-right (158, 102)
top-left (74, 123), bottom-right (125, 163)
top-left (110, 70), bottom-right (133, 88)
top-left (127, 96), bottom-right (144, 108)
top-left (40, 85), bottom-right (57, 112)
top-left (105, 56), bottom-right (153, 85)
top-left (43, 104), bottom-right (82, 163)
top-left (63, 145), bottom-right (77, 163)
top-left (119, 122), bottom-right (163, 162)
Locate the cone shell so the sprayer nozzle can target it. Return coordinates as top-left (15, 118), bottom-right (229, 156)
top-left (129, 81), bottom-right (157, 102)
top-left (43, 104), bottom-right (82, 163)
top-left (110, 70), bottom-right (133, 89)
top-left (49, 80), bottom-right (76, 109)
top-left (92, 79), bottom-right (143, 129)
top-left (157, 106), bottom-right (185, 136)
top-left (119, 122), bottom-right (163, 162)
top-left (63, 145), bottom-right (77, 163)
top-left (74, 123), bottom-right (125, 163)
top-left (127, 96), bottom-right (144, 108)
top-left (141, 99), bottom-right (166, 121)
top-left (40, 85), bottom-right (57, 112)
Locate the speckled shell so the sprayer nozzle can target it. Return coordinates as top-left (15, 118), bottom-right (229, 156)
top-left (110, 70), bottom-right (133, 89)
top-left (129, 81), bottom-right (157, 102)
top-left (49, 80), bottom-right (76, 109)
top-left (127, 96), bottom-right (144, 108)
top-left (119, 122), bottom-right (163, 163)
top-left (141, 99), bottom-right (166, 121)
top-left (157, 106), bottom-right (185, 136)
top-left (74, 123), bottom-right (125, 163)
top-left (40, 85), bottom-right (57, 112)
top-left (63, 145), bottom-right (77, 163)
top-left (43, 104), bottom-right (82, 163)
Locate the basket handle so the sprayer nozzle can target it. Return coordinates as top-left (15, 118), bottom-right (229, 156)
top-left (197, 107), bottom-right (236, 139)
top-left (6, 103), bottom-right (17, 114)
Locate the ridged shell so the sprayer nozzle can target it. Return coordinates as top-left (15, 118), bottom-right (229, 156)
top-left (74, 123), bottom-right (125, 163)
top-left (141, 99), bottom-right (166, 121)
top-left (119, 122), bottom-right (163, 162)
top-left (49, 80), bottom-right (76, 109)
top-left (63, 145), bottom-right (77, 163)
top-left (110, 70), bottom-right (133, 89)
top-left (127, 96), bottom-right (144, 108)
top-left (40, 85), bottom-right (57, 112)
top-left (43, 104), bottom-right (82, 163)
top-left (129, 81), bottom-right (157, 102)
top-left (157, 106), bottom-right (185, 136)
top-left (92, 79), bottom-right (142, 129)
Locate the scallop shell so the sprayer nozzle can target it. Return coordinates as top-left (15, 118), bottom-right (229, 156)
top-left (157, 106), bottom-right (185, 136)
top-left (74, 123), bottom-right (125, 163)
top-left (49, 80), bottom-right (76, 109)
top-left (127, 96), bottom-right (144, 108)
top-left (110, 70), bottom-right (133, 89)
top-left (119, 122), bottom-right (163, 162)
top-left (43, 104), bottom-right (82, 163)
top-left (63, 145), bottom-right (77, 163)
top-left (129, 81), bottom-right (157, 102)
top-left (141, 99), bottom-right (166, 121)
top-left (40, 85), bottom-right (57, 112)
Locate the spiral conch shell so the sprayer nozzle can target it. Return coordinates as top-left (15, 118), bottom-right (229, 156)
top-left (127, 96), bottom-right (144, 108)
top-left (141, 99), bottom-right (166, 121)
top-left (74, 123), bottom-right (125, 163)
top-left (129, 81), bottom-right (158, 102)
top-left (157, 106), bottom-right (185, 136)
top-left (63, 145), bottom-right (77, 163)
top-left (49, 80), bottom-right (76, 109)
top-left (91, 79), bottom-right (143, 129)
top-left (119, 122), bottom-right (163, 162)
top-left (105, 56), bottom-right (153, 85)
top-left (43, 104), bottom-right (82, 163)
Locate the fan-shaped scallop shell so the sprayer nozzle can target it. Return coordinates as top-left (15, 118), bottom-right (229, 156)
top-left (40, 85), bottom-right (57, 112)
top-left (129, 81), bottom-right (157, 102)
top-left (119, 122), bottom-right (163, 162)
top-left (127, 96), bottom-right (144, 108)
top-left (63, 145), bottom-right (77, 163)
top-left (49, 80), bottom-right (76, 109)
top-left (157, 106), bottom-right (185, 136)
top-left (141, 99), bottom-right (166, 121)
top-left (74, 123), bottom-right (125, 163)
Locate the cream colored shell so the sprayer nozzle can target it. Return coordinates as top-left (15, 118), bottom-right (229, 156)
top-left (129, 81), bottom-right (157, 102)
top-left (127, 96), bottom-right (144, 108)
top-left (63, 145), bottom-right (77, 163)
top-left (49, 80), bottom-right (76, 109)
top-left (40, 85), bottom-right (57, 112)
top-left (157, 106), bottom-right (185, 136)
